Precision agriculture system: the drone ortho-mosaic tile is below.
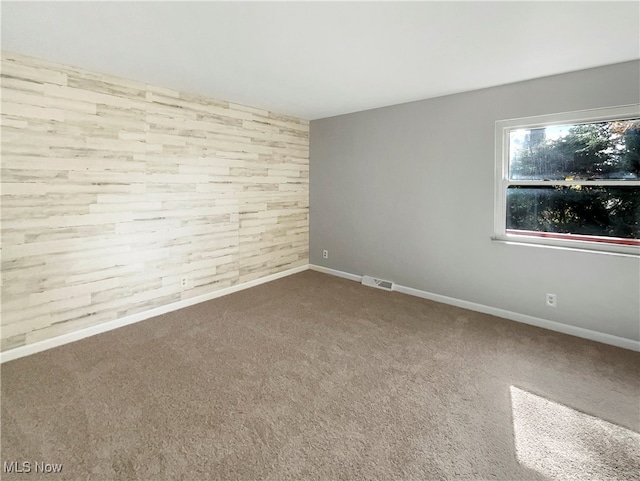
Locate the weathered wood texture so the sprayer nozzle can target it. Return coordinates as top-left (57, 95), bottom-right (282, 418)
top-left (0, 52), bottom-right (309, 351)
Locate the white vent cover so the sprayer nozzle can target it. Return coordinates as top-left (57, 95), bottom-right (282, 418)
top-left (361, 275), bottom-right (394, 291)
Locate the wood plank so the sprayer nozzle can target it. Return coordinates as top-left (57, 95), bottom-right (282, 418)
top-left (1, 51), bottom-right (309, 352)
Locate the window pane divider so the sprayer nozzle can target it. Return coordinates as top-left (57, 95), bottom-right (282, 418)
top-left (504, 180), bottom-right (640, 187)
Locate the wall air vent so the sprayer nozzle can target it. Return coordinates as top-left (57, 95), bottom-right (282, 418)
top-left (361, 275), bottom-right (394, 291)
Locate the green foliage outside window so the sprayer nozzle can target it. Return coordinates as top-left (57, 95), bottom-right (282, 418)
top-left (507, 119), bottom-right (640, 240)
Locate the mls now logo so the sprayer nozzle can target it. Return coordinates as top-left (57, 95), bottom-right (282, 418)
top-left (3, 460), bottom-right (63, 474)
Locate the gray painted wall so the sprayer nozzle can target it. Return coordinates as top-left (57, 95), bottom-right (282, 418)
top-left (310, 61), bottom-right (640, 342)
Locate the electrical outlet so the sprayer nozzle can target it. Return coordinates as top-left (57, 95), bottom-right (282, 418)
top-left (181, 276), bottom-right (188, 290)
top-left (546, 293), bottom-right (557, 308)
top-left (322, 249), bottom-right (328, 259)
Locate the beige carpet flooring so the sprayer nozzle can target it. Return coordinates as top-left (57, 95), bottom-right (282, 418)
top-left (1, 270), bottom-right (639, 480)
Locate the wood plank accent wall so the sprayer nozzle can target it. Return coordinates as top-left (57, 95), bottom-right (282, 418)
top-left (0, 52), bottom-right (309, 352)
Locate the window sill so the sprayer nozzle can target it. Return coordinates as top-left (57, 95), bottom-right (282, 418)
top-left (491, 234), bottom-right (640, 258)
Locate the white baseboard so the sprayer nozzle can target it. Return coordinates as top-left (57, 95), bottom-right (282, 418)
top-left (309, 264), bottom-right (363, 282)
top-left (4, 262), bottom-right (637, 363)
top-left (0, 264), bottom-right (309, 364)
top-left (310, 264), bottom-right (640, 352)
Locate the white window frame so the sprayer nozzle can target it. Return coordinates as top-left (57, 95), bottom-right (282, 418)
top-left (494, 104), bottom-right (640, 256)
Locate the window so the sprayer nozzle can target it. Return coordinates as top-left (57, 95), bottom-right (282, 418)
top-left (494, 105), bottom-right (640, 255)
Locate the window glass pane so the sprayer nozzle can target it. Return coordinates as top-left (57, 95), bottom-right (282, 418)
top-left (506, 186), bottom-right (640, 240)
top-left (509, 119), bottom-right (640, 180)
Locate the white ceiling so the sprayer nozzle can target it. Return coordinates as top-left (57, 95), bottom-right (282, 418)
top-left (2, 1), bottom-right (639, 120)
